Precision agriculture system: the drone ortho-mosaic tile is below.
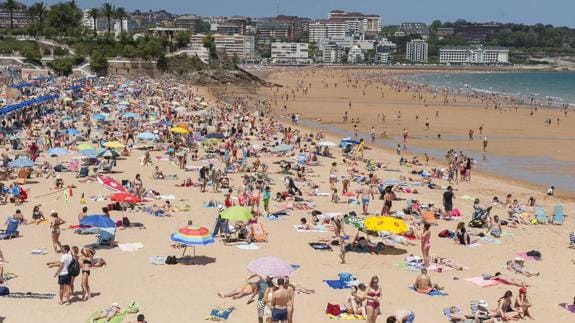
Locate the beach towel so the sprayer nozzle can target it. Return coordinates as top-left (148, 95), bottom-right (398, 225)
top-left (118, 242), bottom-right (144, 252)
top-left (2, 272), bottom-right (17, 281)
top-left (237, 244), bottom-right (260, 250)
top-left (149, 256), bottom-right (166, 265)
top-left (206, 306), bottom-right (235, 321)
top-left (309, 242), bottom-right (333, 251)
top-left (324, 280), bottom-right (349, 289)
top-left (87, 311), bottom-right (127, 323)
top-left (4, 292), bottom-right (55, 299)
top-left (558, 303), bottom-right (575, 313)
top-left (464, 277), bottom-right (499, 288)
top-left (409, 286), bottom-right (447, 296)
top-left (31, 248), bottom-right (48, 255)
top-left (327, 313), bottom-right (364, 320)
top-left (480, 237), bottom-right (501, 245)
top-left (294, 225), bottom-right (328, 233)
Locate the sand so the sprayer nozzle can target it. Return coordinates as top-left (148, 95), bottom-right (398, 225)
top-left (0, 76), bottom-right (574, 323)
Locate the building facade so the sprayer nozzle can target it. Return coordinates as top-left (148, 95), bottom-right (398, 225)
top-left (255, 21), bottom-right (290, 54)
top-left (399, 22), bottom-right (429, 37)
top-left (191, 33), bottom-right (255, 61)
top-left (270, 42), bottom-right (310, 64)
top-left (0, 2), bottom-right (32, 29)
top-left (327, 10), bottom-right (381, 35)
top-left (405, 39), bottom-right (428, 63)
top-left (439, 46), bottom-right (509, 64)
top-left (174, 15), bottom-right (202, 33)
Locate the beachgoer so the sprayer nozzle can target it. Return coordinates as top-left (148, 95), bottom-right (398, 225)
top-left (80, 247), bottom-right (94, 301)
top-left (514, 287), bottom-right (534, 319)
top-left (54, 245), bottom-right (72, 305)
top-left (414, 268), bottom-right (444, 294)
top-left (30, 205), bottom-right (46, 224)
top-left (50, 211), bottom-right (65, 253)
top-left (365, 276), bottom-right (382, 323)
top-left (443, 186), bottom-right (454, 220)
top-left (496, 290), bottom-right (522, 321)
top-left (357, 180), bottom-right (374, 215)
top-left (90, 303), bottom-right (122, 322)
top-left (271, 278), bottom-right (290, 323)
top-left (386, 309), bottom-right (416, 323)
top-left (421, 223), bottom-right (431, 267)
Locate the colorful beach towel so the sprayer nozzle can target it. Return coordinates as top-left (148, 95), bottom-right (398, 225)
top-left (324, 280), bottom-right (349, 289)
top-left (464, 277), bottom-right (499, 288)
top-left (206, 306), bottom-right (235, 321)
top-left (294, 225), bottom-right (328, 233)
top-left (409, 286), bottom-right (447, 296)
top-left (327, 313), bottom-right (364, 320)
top-left (237, 244), bottom-right (260, 250)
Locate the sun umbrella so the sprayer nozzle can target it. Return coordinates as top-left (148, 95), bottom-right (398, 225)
top-left (170, 127), bottom-right (188, 134)
top-left (363, 216), bottom-right (408, 234)
top-left (46, 147), bottom-right (71, 156)
top-left (66, 128), bottom-right (81, 136)
top-left (92, 113), bottom-right (106, 121)
top-left (206, 133), bottom-right (225, 139)
top-left (318, 141), bottom-right (337, 147)
top-left (97, 175), bottom-right (127, 192)
top-left (137, 132), bottom-right (158, 140)
top-left (123, 112), bottom-right (140, 119)
top-left (204, 138), bottom-right (220, 146)
top-left (77, 143), bottom-right (95, 151)
top-left (104, 141), bottom-right (125, 149)
top-left (170, 226), bottom-right (214, 259)
top-left (8, 158), bottom-right (34, 168)
top-left (98, 149), bottom-right (120, 158)
top-left (219, 206), bottom-right (252, 222)
top-left (110, 192), bottom-right (140, 204)
top-left (247, 257), bottom-right (295, 278)
top-left (271, 144), bottom-right (293, 152)
top-left (80, 215), bottom-right (116, 228)
top-left (79, 149), bottom-right (98, 157)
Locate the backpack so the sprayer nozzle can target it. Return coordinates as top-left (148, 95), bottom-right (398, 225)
top-left (0, 286), bottom-right (9, 296)
top-left (68, 257), bottom-right (80, 277)
top-left (326, 303), bottom-right (341, 316)
top-left (526, 250), bottom-right (542, 259)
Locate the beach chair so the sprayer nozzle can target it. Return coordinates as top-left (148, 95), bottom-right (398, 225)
top-left (0, 218), bottom-right (20, 239)
top-left (250, 222), bottom-right (269, 242)
top-left (534, 207), bottom-right (548, 224)
top-left (552, 205), bottom-right (564, 225)
top-left (96, 227), bottom-right (116, 246)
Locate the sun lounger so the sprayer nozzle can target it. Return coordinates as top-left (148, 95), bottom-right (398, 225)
top-left (0, 218), bottom-right (20, 239)
top-left (96, 227), bottom-right (116, 247)
top-left (534, 207), bottom-right (548, 224)
top-left (552, 205), bottom-right (564, 224)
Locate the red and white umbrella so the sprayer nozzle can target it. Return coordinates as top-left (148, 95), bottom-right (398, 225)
top-left (97, 175), bottom-right (127, 192)
top-left (110, 192), bottom-right (141, 204)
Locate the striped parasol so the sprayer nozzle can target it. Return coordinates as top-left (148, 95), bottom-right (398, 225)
top-left (170, 226), bottom-right (214, 260)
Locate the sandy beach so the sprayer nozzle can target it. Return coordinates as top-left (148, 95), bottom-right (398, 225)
top-left (0, 73), bottom-right (574, 323)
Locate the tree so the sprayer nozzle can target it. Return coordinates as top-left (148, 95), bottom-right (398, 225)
top-left (90, 50), bottom-right (108, 75)
top-left (101, 2), bottom-right (114, 35)
top-left (3, 0), bottom-right (17, 30)
top-left (203, 35), bottom-right (217, 59)
top-left (21, 46), bottom-right (42, 64)
top-left (48, 57), bottom-right (73, 76)
top-left (114, 7), bottom-right (128, 34)
top-left (28, 2), bottom-right (47, 27)
top-left (45, 2), bottom-right (82, 36)
top-left (175, 31), bottom-right (191, 49)
top-left (197, 21), bottom-right (211, 33)
top-left (87, 8), bottom-right (99, 35)
top-left (430, 20), bottom-right (442, 30)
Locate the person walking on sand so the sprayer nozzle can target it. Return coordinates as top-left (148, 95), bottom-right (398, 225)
top-left (443, 186), bottom-right (454, 220)
top-left (483, 136), bottom-right (488, 152)
top-left (271, 278), bottom-right (290, 323)
top-left (366, 276), bottom-right (382, 323)
top-left (421, 223), bottom-right (431, 268)
top-left (357, 180), bottom-right (374, 215)
top-left (50, 211), bottom-right (65, 253)
top-left (402, 128), bottom-right (408, 146)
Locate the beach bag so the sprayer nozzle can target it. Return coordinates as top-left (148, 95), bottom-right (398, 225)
top-left (122, 217), bottom-right (131, 227)
top-left (469, 219), bottom-right (485, 228)
top-left (326, 303), bottom-right (341, 316)
top-left (338, 272), bottom-right (352, 282)
top-left (526, 250), bottom-right (542, 259)
top-left (438, 229), bottom-right (450, 238)
top-left (0, 286), bottom-right (9, 296)
top-left (68, 257), bottom-right (80, 277)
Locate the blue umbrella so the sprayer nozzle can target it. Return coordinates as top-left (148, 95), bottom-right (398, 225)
top-left (159, 120), bottom-right (172, 126)
top-left (79, 149), bottom-right (98, 157)
top-left (46, 148), bottom-right (71, 156)
top-left (8, 158), bottom-right (34, 168)
top-left (92, 113), bottom-right (106, 121)
top-left (80, 215), bottom-right (116, 228)
top-left (66, 128), bottom-right (81, 136)
top-left (137, 132), bottom-right (158, 140)
top-left (123, 112), bottom-right (139, 119)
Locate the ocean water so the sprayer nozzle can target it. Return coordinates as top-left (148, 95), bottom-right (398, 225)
top-left (404, 72), bottom-right (575, 106)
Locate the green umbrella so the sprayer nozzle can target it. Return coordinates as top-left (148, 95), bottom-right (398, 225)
top-left (220, 206), bottom-right (252, 222)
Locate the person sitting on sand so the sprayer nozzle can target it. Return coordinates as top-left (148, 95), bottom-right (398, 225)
top-left (54, 175), bottom-right (64, 189)
top-left (218, 279), bottom-right (259, 303)
top-left (514, 287), bottom-right (534, 319)
top-left (90, 303), bottom-right (122, 322)
top-left (413, 268), bottom-right (444, 293)
top-left (431, 255), bottom-right (465, 270)
top-left (344, 284), bottom-right (367, 317)
top-left (496, 290), bottom-right (522, 321)
top-left (153, 166), bottom-right (164, 179)
top-left (490, 272), bottom-right (529, 287)
top-left (30, 205), bottom-right (46, 224)
top-left (505, 259), bottom-right (539, 277)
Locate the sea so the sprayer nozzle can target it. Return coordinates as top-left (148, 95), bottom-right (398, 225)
top-left (402, 71), bottom-right (575, 106)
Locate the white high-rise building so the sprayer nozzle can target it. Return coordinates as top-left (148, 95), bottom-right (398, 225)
top-left (439, 46), bottom-right (509, 64)
top-left (406, 39), bottom-right (428, 63)
top-left (270, 42), bottom-right (311, 64)
top-left (309, 21), bottom-right (327, 43)
top-left (190, 34), bottom-right (255, 61)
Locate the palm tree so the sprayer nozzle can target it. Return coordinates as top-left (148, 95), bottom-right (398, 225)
top-left (87, 8), bottom-right (99, 35)
top-left (3, 0), bottom-right (18, 30)
top-left (114, 7), bottom-right (128, 34)
top-left (28, 2), bottom-right (47, 26)
top-left (100, 2), bottom-right (114, 35)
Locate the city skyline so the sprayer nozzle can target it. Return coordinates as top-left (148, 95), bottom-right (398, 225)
top-left (17, 0), bottom-right (575, 28)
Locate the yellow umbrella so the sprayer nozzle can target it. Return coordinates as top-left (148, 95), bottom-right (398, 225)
top-left (175, 123), bottom-right (189, 131)
top-left (104, 141), bottom-right (125, 149)
top-left (363, 216), bottom-right (408, 234)
top-left (170, 127), bottom-right (189, 134)
top-left (77, 143), bottom-right (95, 151)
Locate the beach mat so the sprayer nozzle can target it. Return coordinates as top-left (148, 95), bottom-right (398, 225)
top-left (87, 311), bottom-right (127, 323)
top-left (327, 313), bottom-right (364, 320)
top-left (558, 303), bottom-right (575, 313)
top-left (464, 277), bottom-right (499, 288)
top-left (237, 244), bottom-right (260, 250)
top-left (294, 225), bottom-right (328, 233)
top-left (409, 286), bottom-right (447, 296)
top-left (4, 292), bottom-right (55, 299)
top-left (324, 280), bottom-right (349, 289)
top-left (118, 242), bottom-right (144, 252)
top-left (206, 306), bottom-right (235, 321)
top-left (149, 256), bottom-right (167, 265)
top-left (309, 242), bottom-right (333, 251)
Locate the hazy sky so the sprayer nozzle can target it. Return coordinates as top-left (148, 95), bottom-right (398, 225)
top-left (24, 0), bottom-right (574, 27)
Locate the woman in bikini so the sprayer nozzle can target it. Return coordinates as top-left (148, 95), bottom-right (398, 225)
top-left (133, 174), bottom-right (144, 200)
top-left (365, 276), bottom-right (382, 323)
top-left (218, 280), bottom-right (259, 302)
top-left (497, 290), bottom-right (522, 321)
top-left (79, 248), bottom-right (94, 301)
top-left (421, 223), bottom-right (431, 267)
top-left (49, 211), bottom-right (65, 253)
top-left (381, 187), bottom-right (393, 215)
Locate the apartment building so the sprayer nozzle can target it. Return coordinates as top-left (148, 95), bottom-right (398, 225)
top-left (405, 39), bottom-right (428, 63)
top-left (439, 46), bottom-right (509, 64)
top-left (399, 22), bottom-right (429, 37)
top-left (255, 21), bottom-right (290, 54)
top-left (327, 10), bottom-right (381, 35)
top-left (190, 33), bottom-right (255, 61)
top-left (270, 42), bottom-right (310, 64)
top-left (174, 15), bottom-right (202, 33)
top-left (0, 2), bottom-right (32, 29)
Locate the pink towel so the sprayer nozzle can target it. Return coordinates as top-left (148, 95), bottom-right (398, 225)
top-left (464, 277), bottom-right (500, 287)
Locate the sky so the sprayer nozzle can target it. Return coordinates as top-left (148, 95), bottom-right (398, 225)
top-left (22, 0), bottom-right (575, 27)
